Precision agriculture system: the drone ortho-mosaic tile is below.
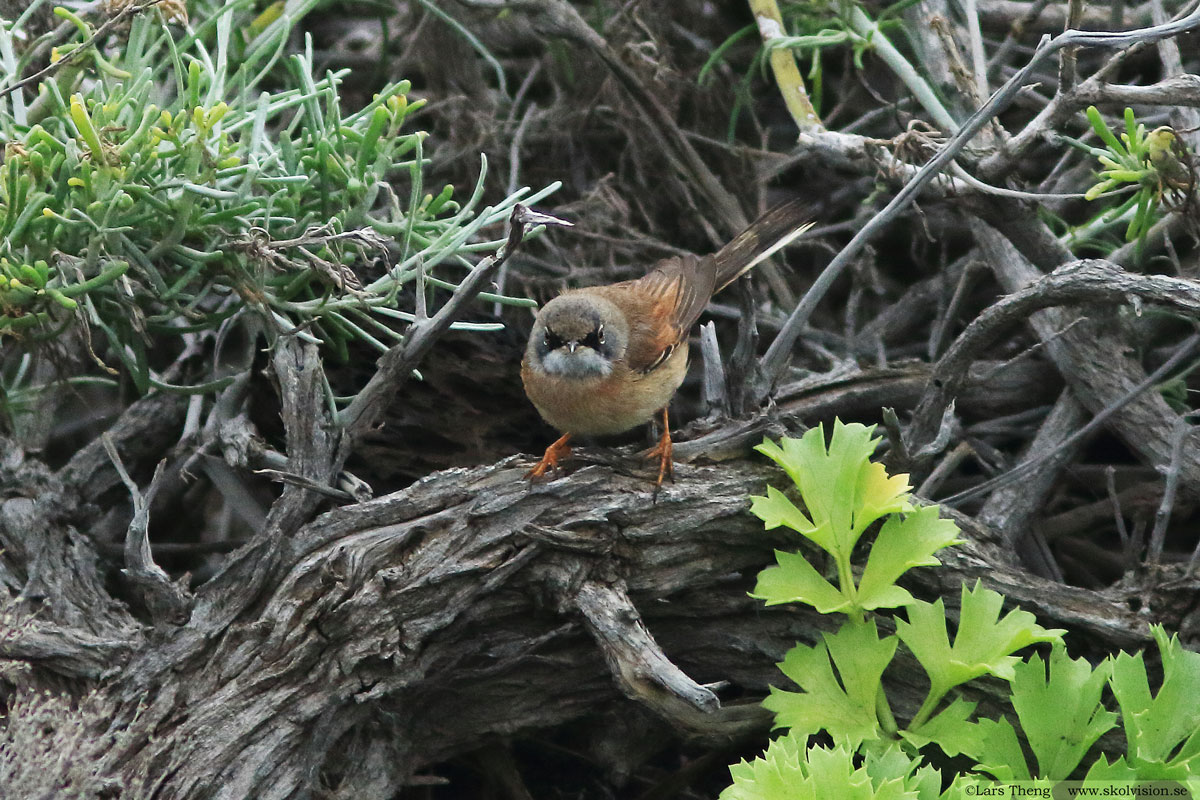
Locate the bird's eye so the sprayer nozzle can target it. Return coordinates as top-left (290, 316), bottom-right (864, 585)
top-left (582, 327), bottom-right (604, 350)
top-left (543, 330), bottom-right (565, 351)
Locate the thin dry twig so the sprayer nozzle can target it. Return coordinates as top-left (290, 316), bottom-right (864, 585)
top-left (336, 205), bottom-right (570, 461)
top-left (755, 2), bottom-right (1200, 397)
top-left (100, 436), bottom-right (192, 624)
top-left (0, 0), bottom-right (167, 100)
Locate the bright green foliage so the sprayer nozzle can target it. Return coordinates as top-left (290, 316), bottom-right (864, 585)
top-left (0, 3), bottom-right (554, 392)
top-left (1083, 755), bottom-right (1142, 784)
top-left (1074, 106), bottom-right (1193, 246)
top-left (752, 545), bottom-right (850, 612)
top-left (857, 506), bottom-right (961, 610)
top-left (721, 737), bottom-right (927, 800)
top-left (1109, 626), bottom-right (1200, 778)
top-left (1011, 646), bottom-right (1116, 780)
top-left (861, 744), bottom-right (948, 800)
top-left (726, 419), bottom-right (1200, 798)
top-left (754, 422), bottom-right (912, 543)
top-left (972, 717), bottom-right (1031, 781)
top-left (896, 581), bottom-right (1064, 726)
top-left (900, 697), bottom-right (982, 758)
top-left (750, 422), bottom-right (958, 617)
top-left (764, 619), bottom-right (897, 748)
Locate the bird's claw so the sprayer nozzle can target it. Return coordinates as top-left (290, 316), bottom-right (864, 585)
top-left (525, 433), bottom-right (573, 480)
top-left (642, 428), bottom-right (674, 488)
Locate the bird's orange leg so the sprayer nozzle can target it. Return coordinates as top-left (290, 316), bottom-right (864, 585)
top-left (525, 433), bottom-right (573, 480)
top-left (643, 407), bottom-right (674, 486)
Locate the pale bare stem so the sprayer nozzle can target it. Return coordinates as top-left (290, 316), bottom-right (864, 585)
top-left (962, 0), bottom-right (991, 97)
top-left (842, 3), bottom-right (960, 132)
top-left (1147, 421), bottom-right (1191, 566)
top-left (1074, 74), bottom-right (1200, 108)
top-left (930, 15), bottom-right (986, 108)
top-left (1057, 0), bottom-right (1085, 93)
top-left (100, 437), bottom-right (191, 624)
top-left (748, 0), bottom-right (823, 132)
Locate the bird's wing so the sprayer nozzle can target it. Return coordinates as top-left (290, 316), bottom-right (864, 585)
top-left (596, 200), bottom-right (812, 373)
top-left (597, 255), bottom-right (714, 374)
top-left (641, 253), bottom-right (719, 338)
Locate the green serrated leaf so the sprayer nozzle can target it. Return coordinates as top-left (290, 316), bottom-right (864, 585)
top-left (854, 459), bottom-right (913, 527)
top-left (751, 549), bottom-right (848, 611)
top-left (1110, 625), bottom-right (1200, 775)
top-left (1012, 646), bottom-right (1117, 780)
top-left (750, 485), bottom-right (818, 536)
top-left (765, 620), bottom-right (897, 747)
top-left (755, 422), bottom-right (883, 555)
top-left (902, 697), bottom-right (983, 758)
top-left (722, 732), bottom-right (817, 800)
top-left (973, 717), bottom-right (1031, 782)
top-left (1084, 754), bottom-right (1141, 783)
top-left (723, 737), bottom-right (919, 800)
top-left (861, 742), bottom-right (921, 784)
top-left (896, 582), bottom-right (1064, 715)
top-left (857, 506), bottom-right (961, 610)
top-left (754, 422), bottom-right (911, 617)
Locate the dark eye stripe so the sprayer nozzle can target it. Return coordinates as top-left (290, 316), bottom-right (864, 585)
top-left (544, 331), bottom-right (565, 350)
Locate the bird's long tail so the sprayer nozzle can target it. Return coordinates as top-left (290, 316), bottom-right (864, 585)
top-left (712, 199), bottom-right (813, 292)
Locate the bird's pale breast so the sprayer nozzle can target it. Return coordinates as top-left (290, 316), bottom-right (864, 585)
top-left (521, 343), bottom-right (688, 436)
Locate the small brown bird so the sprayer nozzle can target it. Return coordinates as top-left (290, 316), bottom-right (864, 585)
top-left (521, 201), bottom-right (812, 484)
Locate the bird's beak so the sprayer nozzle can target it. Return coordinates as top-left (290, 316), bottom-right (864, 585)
top-left (567, 341), bottom-right (577, 353)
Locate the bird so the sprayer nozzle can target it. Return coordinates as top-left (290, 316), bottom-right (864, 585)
top-left (520, 200), bottom-right (812, 485)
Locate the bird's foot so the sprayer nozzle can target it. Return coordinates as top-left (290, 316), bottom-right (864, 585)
top-left (525, 433), bottom-right (573, 480)
top-left (642, 427), bottom-right (675, 488)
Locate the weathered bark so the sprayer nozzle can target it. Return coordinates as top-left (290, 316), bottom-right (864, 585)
top-left (0, 401), bottom-right (1172, 798)
top-left (5, 250), bottom-right (1198, 797)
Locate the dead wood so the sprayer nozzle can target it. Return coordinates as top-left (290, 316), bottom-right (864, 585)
top-left (0, 415), bottom-right (1167, 797)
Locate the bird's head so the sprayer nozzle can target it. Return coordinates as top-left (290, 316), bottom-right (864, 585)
top-left (526, 294), bottom-right (629, 378)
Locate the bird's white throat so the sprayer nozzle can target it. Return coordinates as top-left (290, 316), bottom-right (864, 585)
top-left (540, 349), bottom-right (613, 378)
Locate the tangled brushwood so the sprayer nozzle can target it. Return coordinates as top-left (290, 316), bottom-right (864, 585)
top-left (1, 0), bottom-right (1200, 797)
